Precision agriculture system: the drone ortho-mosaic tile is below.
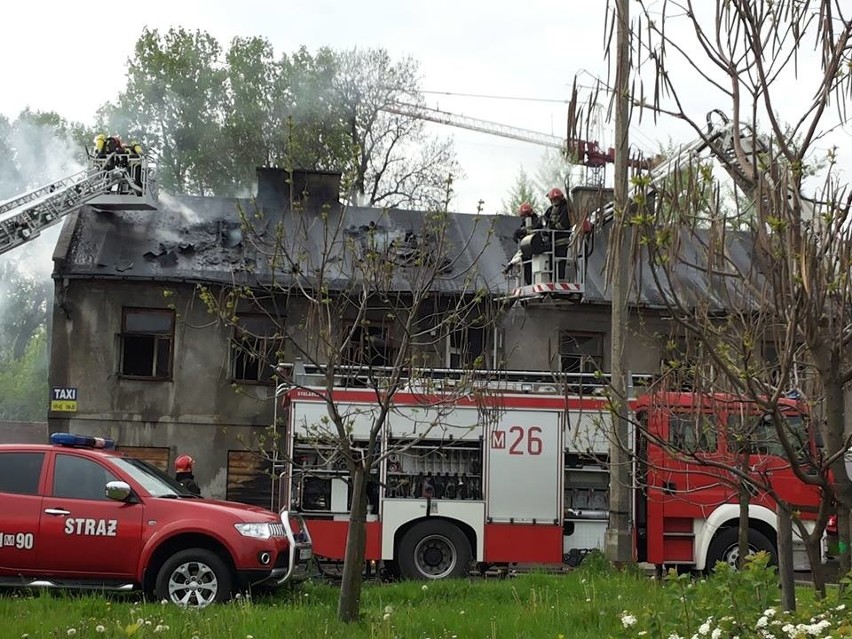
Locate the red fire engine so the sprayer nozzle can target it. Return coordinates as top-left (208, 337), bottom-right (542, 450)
top-left (279, 379), bottom-right (821, 579)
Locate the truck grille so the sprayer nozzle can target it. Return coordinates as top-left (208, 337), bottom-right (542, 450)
top-left (269, 523), bottom-right (286, 537)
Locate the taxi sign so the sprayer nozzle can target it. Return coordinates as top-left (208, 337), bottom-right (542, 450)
top-left (51, 387), bottom-right (78, 412)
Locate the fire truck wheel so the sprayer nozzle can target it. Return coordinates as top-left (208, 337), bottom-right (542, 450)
top-left (154, 548), bottom-right (233, 608)
top-left (706, 528), bottom-right (776, 571)
top-left (398, 520), bottom-right (472, 580)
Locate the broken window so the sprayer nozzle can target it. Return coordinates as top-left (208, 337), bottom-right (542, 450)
top-left (120, 308), bottom-right (174, 379)
top-left (447, 325), bottom-right (486, 369)
top-left (345, 323), bottom-right (393, 368)
top-left (559, 332), bottom-right (604, 374)
top-left (232, 316), bottom-right (280, 384)
top-left (659, 335), bottom-right (698, 391)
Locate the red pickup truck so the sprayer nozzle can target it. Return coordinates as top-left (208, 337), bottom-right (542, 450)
top-left (0, 434), bottom-right (312, 607)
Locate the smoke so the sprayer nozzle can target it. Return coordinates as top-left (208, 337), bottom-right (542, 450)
top-left (157, 192), bottom-right (205, 226)
top-left (0, 119), bottom-right (88, 314)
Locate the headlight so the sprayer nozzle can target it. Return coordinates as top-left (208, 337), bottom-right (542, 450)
top-left (234, 522), bottom-right (274, 539)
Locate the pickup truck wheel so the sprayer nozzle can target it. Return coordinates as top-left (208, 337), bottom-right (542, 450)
top-left (155, 548), bottom-right (232, 607)
top-left (398, 520), bottom-right (471, 580)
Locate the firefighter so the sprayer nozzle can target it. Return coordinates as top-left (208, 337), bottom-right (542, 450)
top-left (126, 141), bottom-right (144, 191)
top-left (174, 455), bottom-right (202, 496)
top-left (512, 202), bottom-right (543, 286)
top-left (93, 134), bottom-right (107, 158)
top-left (512, 202), bottom-right (541, 241)
top-left (543, 187), bottom-right (571, 231)
top-left (543, 187), bottom-right (572, 281)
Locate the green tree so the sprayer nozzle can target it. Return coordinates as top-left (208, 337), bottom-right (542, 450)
top-left (101, 27), bottom-right (227, 196)
top-left (0, 326), bottom-right (48, 421)
top-left (502, 166), bottom-right (544, 216)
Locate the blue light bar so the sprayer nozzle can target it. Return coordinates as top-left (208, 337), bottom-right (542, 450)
top-left (50, 433), bottom-right (116, 450)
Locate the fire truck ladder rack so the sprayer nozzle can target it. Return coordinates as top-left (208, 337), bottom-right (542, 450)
top-left (0, 154), bottom-right (155, 257)
top-left (281, 361), bottom-right (651, 397)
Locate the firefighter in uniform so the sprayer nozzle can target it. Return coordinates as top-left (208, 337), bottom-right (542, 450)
top-left (513, 202), bottom-right (542, 285)
top-left (93, 134), bottom-right (107, 158)
top-left (543, 187), bottom-right (572, 281)
top-left (174, 455), bottom-right (202, 496)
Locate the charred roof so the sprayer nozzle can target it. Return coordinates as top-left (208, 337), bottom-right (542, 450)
top-left (52, 168), bottom-right (761, 310)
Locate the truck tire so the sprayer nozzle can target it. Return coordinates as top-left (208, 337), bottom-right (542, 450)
top-left (154, 548), bottom-right (233, 607)
top-left (706, 527), bottom-right (776, 572)
top-left (398, 520), bottom-right (472, 580)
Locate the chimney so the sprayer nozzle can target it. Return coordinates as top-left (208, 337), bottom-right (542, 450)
top-left (255, 167), bottom-right (342, 213)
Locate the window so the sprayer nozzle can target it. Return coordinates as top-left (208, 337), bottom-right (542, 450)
top-left (447, 326), bottom-right (486, 369)
top-left (120, 308), bottom-right (174, 379)
top-left (669, 413), bottom-right (718, 453)
top-left (231, 316), bottom-right (280, 384)
top-left (560, 332), bottom-right (604, 374)
top-left (0, 452), bottom-right (44, 495)
top-left (345, 323), bottom-right (393, 367)
top-left (728, 412), bottom-right (808, 460)
top-left (53, 454), bottom-right (118, 500)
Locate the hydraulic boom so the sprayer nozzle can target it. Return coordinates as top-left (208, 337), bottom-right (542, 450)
top-left (0, 153), bottom-right (154, 257)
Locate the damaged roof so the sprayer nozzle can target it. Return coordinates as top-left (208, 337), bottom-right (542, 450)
top-left (52, 172), bottom-right (762, 310)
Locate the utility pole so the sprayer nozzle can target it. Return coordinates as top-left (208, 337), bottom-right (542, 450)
top-left (605, 0), bottom-right (633, 565)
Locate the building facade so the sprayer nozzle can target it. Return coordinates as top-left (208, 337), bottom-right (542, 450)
top-left (46, 169), bottom-right (724, 503)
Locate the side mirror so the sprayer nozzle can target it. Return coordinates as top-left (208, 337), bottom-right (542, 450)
top-left (105, 480), bottom-right (133, 502)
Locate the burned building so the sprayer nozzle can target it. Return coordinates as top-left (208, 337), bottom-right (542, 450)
top-left (47, 169), bottom-right (758, 504)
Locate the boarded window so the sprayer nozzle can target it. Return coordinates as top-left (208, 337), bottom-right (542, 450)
top-left (117, 446), bottom-right (170, 473)
top-left (560, 332), bottom-right (604, 374)
top-left (120, 308), bottom-right (174, 379)
top-left (231, 316), bottom-right (281, 384)
top-left (227, 450), bottom-right (273, 508)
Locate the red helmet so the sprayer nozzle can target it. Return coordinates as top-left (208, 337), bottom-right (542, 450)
top-left (518, 202), bottom-right (534, 217)
top-left (175, 454), bottom-right (194, 473)
top-left (547, 187), bottom-right (565, 202)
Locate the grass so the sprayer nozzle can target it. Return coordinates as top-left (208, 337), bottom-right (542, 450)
top-left (1, 555), bottom-right (850, 638)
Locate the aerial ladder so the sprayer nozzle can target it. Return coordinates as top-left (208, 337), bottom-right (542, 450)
top-left (0, 148), bottom-right (155, 258)
top-left (501, 109), bottom-right (807, 304)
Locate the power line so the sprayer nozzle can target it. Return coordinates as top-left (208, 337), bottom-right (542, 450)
top-left (421, 90), bottom-right (570, 104)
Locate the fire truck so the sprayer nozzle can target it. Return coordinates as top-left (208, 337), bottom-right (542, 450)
top-left (0, 139), bottom-right (155, 257)
top-left (278, 373), bottom-right (821, 579)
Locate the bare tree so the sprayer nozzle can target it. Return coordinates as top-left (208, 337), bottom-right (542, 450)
top-left (594, 0), bottom-right (852, 580)
top-left (202, 175), bottom-right (503, 621)
top-left (332, 48), bottom-right (463, 210)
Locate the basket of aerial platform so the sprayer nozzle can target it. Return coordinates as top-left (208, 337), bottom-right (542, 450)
top-left (503, 222), bottom-right (594, 305)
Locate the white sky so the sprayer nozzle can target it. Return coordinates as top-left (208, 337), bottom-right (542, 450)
top-left (0, 1), bottom-right (848, 215)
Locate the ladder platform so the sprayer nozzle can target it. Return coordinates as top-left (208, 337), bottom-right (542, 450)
top-left (510, 282), bottom-right (584, 299)
top-left (88, 194), bottom-right (157, 211)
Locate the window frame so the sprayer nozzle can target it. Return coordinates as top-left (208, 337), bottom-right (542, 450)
top-left (230, 315), bottom-right (281, 385)
top-left (559, 331), bottom-right (604, 374)
top-left (344, 322), bottom-right (394, 368)
top-left (446, 324), bottom-right (487, 369)
top-left (51, 453), bottom-right (119, 501)
top-left (0, 452), bottom-right (45, 495)
top-left (119, 307), bottom-right (175, 380)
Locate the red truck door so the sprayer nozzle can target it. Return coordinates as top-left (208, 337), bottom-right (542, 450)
top-left (38, 451), bottom-right (144, 578)
top-left (646, 409), bottom-right (726, 565)
top-left (0, 451), bottom-right (46, 574)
